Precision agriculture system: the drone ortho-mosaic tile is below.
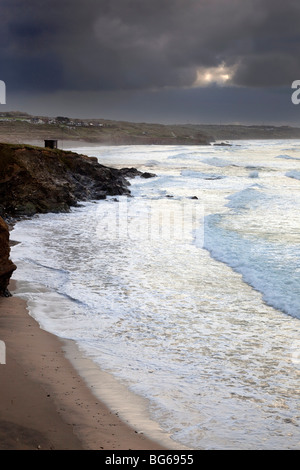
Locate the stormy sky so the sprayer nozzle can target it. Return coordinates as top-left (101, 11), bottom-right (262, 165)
top-left (1, 0), bottom-right (300, 124)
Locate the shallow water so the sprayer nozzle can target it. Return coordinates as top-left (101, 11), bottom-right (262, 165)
top-left (11, 140), bottom-right (300, 449)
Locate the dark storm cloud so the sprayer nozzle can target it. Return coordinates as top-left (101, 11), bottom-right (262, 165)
top-left (2, 0), bottom-right (300, 92)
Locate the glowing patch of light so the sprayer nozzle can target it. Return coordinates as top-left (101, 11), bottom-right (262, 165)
top-left (194, 64), bottom-right (234, 87)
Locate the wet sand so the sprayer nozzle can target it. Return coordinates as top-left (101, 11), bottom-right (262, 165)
top-left (0, 281), bottom-right (167, 450)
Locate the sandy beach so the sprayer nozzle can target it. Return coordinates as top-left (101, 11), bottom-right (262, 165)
top-left (0, 281), bottom-right (167, 450)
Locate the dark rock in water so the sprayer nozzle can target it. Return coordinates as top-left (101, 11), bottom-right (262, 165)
top-left (140, 172), bottom-right (156, 178)
top-left (118, 167), bottom-right (157, 179)
top-left (213, 142), bottom-right (231, 146)
top-left (118, 167), bottom-right (141, 178)
top-left (0, 216), bottom-right (16, 296)
top-left (0, 143), bottom-right (134, 218)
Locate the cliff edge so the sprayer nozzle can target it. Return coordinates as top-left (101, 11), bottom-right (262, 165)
top-left (0, 142), bottom-right (150, 292)
top-left (0, 217), bottom-right (16, 296)
top-left (0, 143), bottom-right (135, 218)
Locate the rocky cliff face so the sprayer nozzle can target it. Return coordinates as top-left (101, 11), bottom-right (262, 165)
top-left (0, 216), bottom-right (16, 296)
top-left (0, 143), bottom-right (136, 217)
top-left (0, 143), bottom-right (155, 292)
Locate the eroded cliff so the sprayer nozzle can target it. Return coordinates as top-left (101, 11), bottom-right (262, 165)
top-left (0, 216), bottom-right (16, 296)
top-left (0, 142), bottom-right (153, 292)
top-left (0, 143), bottom-right (135, 217)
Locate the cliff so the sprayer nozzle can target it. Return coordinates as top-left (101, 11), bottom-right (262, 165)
top-left (0, 217), bottom-right (16, 296)
top-left (0, 143), bottom-right (138, 218)
top-left (0, 142), bottom-right (153, 293)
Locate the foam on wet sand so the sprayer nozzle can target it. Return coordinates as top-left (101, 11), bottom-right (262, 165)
top-left (0, 281), bottom-right (168, 450)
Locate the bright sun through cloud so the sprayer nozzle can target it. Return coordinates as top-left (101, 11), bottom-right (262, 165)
top-left (194, 63), bottom-right (235, 86)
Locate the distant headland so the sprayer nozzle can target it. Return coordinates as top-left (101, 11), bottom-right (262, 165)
top-left (1, 111), bottom-right (300, 146)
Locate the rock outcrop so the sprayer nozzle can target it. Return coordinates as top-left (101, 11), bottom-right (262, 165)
top-left (0, 143), bottom-right (140, 218)
top-left (117, 167), bottom-right (156, 179)
top-left (0, 143), bottom-right (156, 292)
top-left (0, 217), bottom-right (16, 296)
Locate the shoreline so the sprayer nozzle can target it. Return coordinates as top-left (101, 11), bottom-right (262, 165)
top-left (62, 338), bottom-right (186, 450)
top-left (0, 280), bottom-right (170, 450)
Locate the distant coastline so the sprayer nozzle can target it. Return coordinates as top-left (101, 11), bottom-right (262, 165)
top-left (1, 111), bottom-right (300, 146)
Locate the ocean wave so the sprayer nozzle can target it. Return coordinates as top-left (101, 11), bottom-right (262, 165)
top-left (201, 157), bottom-right (233, 167)
top-left (224, 185), bottom-right (265, 212)
top-left (275, 154), bottom-right (300, 161)
top-left (201, 213), bottom-right (300, 320)
top-left (248, 170), bottom-right (259, 178)
top-left (181, 169), bottom-right (225, 179)
top-left (286, 170), bottom-right (300, 180)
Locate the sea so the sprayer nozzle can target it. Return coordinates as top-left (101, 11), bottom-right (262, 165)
top-left (11, 139), bottom-right (300, 450)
